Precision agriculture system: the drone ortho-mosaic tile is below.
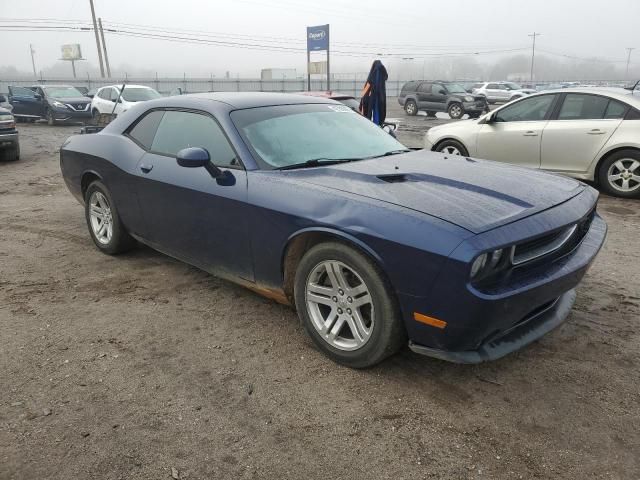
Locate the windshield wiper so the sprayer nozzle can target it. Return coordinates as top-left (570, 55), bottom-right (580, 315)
top-left (276, 158), bottom-right (360, 171)
top-left (368, 149), bottom-right (411, 159)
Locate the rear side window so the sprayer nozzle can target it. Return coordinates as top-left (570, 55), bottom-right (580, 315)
top-left (558, 94), bottom-right (609, 120)
top-left (417, 82), bottom-right (431, 93)
top-left (604, 100), bottom-right (627, 119)
top-left (495, 94), bottom-right (557, 122)
top-left (487, 83), bottom-right (500, 89)
top-left (10, 86), bottom-right (36, 97)
top-left (150, 110), bottom-right (238, 167)
top-left (128, 110), bottom-right (164, 149)
top-left (400, 82), bottom-right (416, 94)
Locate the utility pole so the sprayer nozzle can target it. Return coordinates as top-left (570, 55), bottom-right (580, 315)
top-left (98, 18), bottom-right (111, 78)
top-left (29, 44), bottom-right (37, 78)
top-left (528, 32), bottom-right (541, 82)
top-left (89, 0), bottom-right (105, 78)
top-left (625, 47), bottom-right (635, 81)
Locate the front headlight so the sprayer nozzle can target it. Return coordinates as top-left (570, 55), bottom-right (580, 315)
top-left (464, 96), bottom-right (474, 102)
top-left (470, 248), bottom-right (510, 281)
top-left (51, 100), bottom-right (67, 108)
top-left (0, 114), bottom-right (13, 122)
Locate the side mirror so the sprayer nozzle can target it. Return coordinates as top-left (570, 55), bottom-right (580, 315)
top-left (176, 147), bottom-right (222, 178)
top-left (438, 90), bottom-right (446, 95)
top-left (34, 93), bottom-right (42, 100)
top-left (382, 123), bottom-right (397, 135)
top-left (0, 95), bottom-right (6, 102)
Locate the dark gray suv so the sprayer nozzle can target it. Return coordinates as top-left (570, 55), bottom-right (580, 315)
top-left (398, 81), bottom-right (488, 119)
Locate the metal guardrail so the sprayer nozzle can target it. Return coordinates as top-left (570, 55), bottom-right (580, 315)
top-left (0, 77), bottom-right (630, 98)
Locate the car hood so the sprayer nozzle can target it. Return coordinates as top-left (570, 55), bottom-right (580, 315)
top-left (50, 96), bottom-right (90, 103)
top-left (284, 150), bottom-right (584, 234)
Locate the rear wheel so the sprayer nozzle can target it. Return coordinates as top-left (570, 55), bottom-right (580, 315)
top-left (294, 242), bottom-right (405, 368)
top-left (404, 100), bottom-right (418, 116)
top-left (84, 181), bottom-right (136, 254)
top-left (598, 149), bottom-right (640, 198)
top-left (91, 108), bottom-right (100, 123)
top-left (435, 139), bottom-right (468, 157)
top-left (448, 102), bottom-right (464, 119)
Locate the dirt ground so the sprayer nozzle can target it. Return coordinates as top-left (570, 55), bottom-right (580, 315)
top-left (1, 106), bottom-right (639, 480)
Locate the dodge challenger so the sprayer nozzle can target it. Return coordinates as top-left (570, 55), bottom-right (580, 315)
top-left (60, 93), bottom-right (607, 368)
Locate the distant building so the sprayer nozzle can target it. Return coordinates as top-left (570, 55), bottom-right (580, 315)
top-left (261, 68), bottom-right (297, 80)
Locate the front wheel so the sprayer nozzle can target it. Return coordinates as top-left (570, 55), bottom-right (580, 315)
top-left (46, 109), bottom-right (56, 126)
top-left (448, 103), bottom-right (464, 119)
top-left (84, 181), bottom-right (136, 254)
top-left (1, 144), bottom-right (20, 161)
top-left (435, 139), bottom-right (468, 157)
top-left (294, 242), bottom-right (405, 368)
top-left (598, 150), bottom-right (640, 198)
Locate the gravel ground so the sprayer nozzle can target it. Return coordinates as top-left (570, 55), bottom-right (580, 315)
top-left (1, 110), bottom-right (639, 480)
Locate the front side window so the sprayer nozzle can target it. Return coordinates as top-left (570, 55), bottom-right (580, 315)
top-left (444, 83), bottom-right (466, 93)
top-left (495, 94), bottom-right (557, 122)
top-left (505, 82), bottom-right (522, 90)
top-left (150, 111), bottom-right (238, 167)
top-left (487, 83), bottom-right (501, 90)
top-left (431, 84), bottom-right (445, 95)
top-left (231, 104), bottom-right (405, 170)
top-left (558, 94), bottom-right (609, 120)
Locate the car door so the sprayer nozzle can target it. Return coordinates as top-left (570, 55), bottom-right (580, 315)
top-left (415, 82), bottom-right (431, 110)
top-left (541, 93), bottom-right (625, 175)
top-left (131, 109), bottom-right (253, 281)
top-left (110, 88), bottom-right (127, 115)
top-left (8, 86), bottom-right (41, 117)
top-left (94, 88), bottom-right (110, 113)
top-left (476, 94), bottom-right (559, 169)
top-left (485, 83), bottom-right (502, 102)
top-left (430, 83), bottom-right (447, 111)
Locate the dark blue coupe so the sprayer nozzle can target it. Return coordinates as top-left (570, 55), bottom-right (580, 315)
top-left (60, 93), bottom-right (607, 368)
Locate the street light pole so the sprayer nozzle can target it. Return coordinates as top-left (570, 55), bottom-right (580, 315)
top-left (528, 32), bottom-right (541, 82)
top-left (625, 47), bottom-right (635, 81)
top-left (89, 0), bottom-right (105, 78)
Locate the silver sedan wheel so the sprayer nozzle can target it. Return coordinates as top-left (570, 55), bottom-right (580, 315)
top-left (607, 159), bottom-right (640, 193)
top-left (89, 191), bottom-right (113, 245)
top-left (441, 145), bottom-right (461, 155)
top-left (305, 260), bottom-right (374, 351)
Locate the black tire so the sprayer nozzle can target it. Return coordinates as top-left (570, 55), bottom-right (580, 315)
top-left (294, 242), bottom-right (406, 368)
top-left (46, 109), bottom-right (56, 126)
top-left (1, 144), bottom-right (20, 161)
top-left (84, 180), bottom-right (136, 254)
top-left (597, 149), bottom-right (640, 199)
top-left (448, 102), bottom-right (464, 119)
top-left (91, 109), bottom-right (100, 123)
top-left (435, 139), bottom-right (469, 157)
top-left (404, 99), bottom-right (418, 116)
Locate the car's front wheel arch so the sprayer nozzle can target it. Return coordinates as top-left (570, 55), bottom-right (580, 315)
top-left (281, 228), bottom-right (387, 304)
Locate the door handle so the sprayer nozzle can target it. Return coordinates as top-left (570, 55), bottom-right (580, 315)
top-left (587, 129), bottom-right (605, 135)
top-left (139, 163), bottom-right (153, 173)
top-left (523, 131), bottom-right (538, 136)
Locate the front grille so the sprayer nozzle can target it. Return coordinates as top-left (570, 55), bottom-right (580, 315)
top-left (66, 103), bottom-right (89, 111)
top-left (512, 209), bottom-right (595, 266)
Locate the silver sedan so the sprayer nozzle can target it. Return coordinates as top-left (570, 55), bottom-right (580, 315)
top-left (425, 88), bottom-right (640, 198)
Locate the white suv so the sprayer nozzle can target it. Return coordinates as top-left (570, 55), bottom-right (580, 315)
top-left (91, 84), bottom-right (161, 119)
top-left (472, 82), bottom-right (536, 104)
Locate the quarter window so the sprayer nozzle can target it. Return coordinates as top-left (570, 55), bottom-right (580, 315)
top-left (495, 94), bottom-right (557, 122)
top-left (128, 110), bottom-right (164, 150)
top-left (558, 94), bottom-right (609, 120)
top-left (604, 100), bottom-right (627, 119)
top-left (150, 111), bottom-right (238, 167)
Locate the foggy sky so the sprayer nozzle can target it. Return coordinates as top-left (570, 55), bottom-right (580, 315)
top-left (1, 0), bottom-right (639, 80)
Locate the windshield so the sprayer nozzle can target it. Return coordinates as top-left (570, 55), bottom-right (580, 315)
top-left (231, 104), bottom-right (406, 170)
top-left (444, 83), bottom-right (467, 93)
top-left (43, 86), bottom-right (84, 98)
top-left (120, 87), bottom-right (161, 102)
top-left (505, 82), bottom-right (523, 90)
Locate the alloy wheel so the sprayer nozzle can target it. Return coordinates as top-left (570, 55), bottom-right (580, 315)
top-left (405, 102), bottom-right (416, 115)
top-left (449, 105), bottom-right (462, 118)
top-left (607, 159), bottom-right (640, 193)
top-left (89, 191), bottom-right (114, 244)
top-left (305, 260), bottom-right (374, 351)
top-left (442, 146), bottom-right (461, 155)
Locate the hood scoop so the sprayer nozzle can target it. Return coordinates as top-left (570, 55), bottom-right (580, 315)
top-left (377, 173), bottom-right (408, 183)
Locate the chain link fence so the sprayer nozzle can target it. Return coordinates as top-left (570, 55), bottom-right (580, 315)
top-left (0, 77), bottom-right (631, 98)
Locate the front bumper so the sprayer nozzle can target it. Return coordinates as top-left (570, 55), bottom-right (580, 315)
top-left (51, 106), bottom-right (92, 122)
top-left (462, 101), bottom-right (488, 113)
top-left (409, 289), bottom-right (576, 363)
top-left (401, 189), bottom-right (606, 361)
top-left (0, 131), bottom-right (19, 148)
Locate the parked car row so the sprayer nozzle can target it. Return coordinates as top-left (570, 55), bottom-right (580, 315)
top-left (398, 80), bottom-right (488, 119)
top-left (425, 87), bottom-right (640, 198)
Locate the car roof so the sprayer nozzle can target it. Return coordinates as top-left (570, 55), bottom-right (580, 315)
top-left (183, 92), bottom-right (339, 108)
top-left (531, 87), bottom-right (640, 107)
